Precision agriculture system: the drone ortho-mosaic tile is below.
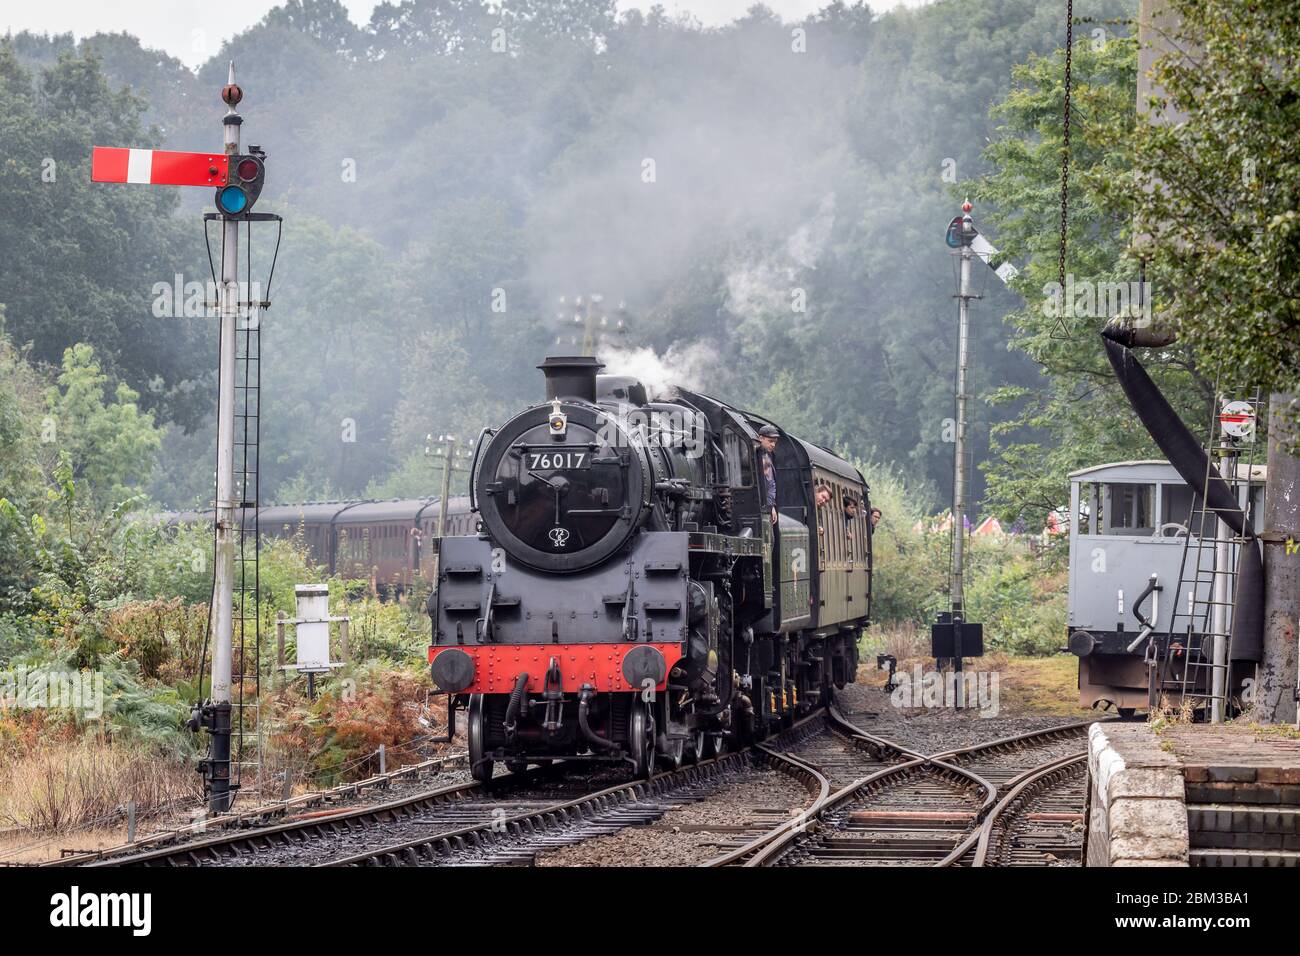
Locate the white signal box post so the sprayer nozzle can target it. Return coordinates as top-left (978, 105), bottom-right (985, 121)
top-left (282, 585), bottom-right (346, 697)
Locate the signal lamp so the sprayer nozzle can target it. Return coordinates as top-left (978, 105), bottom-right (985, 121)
top-left (215, 150), bottom-right (266, 218)
top-left (218, 186), bottom-right (248, 214)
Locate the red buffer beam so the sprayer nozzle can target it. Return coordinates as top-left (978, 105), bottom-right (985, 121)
top-left (91, 147), bottom-right (228, 187)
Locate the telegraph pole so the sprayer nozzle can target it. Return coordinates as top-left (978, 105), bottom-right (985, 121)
top-left (426, 434), bottom-right (471, 538)
top-left (555, 294), bottom-right (628, 356)
top-left (1261, 395), bottom-right (1300, 724)
top-left (206, 64), bottom-right (244, 813)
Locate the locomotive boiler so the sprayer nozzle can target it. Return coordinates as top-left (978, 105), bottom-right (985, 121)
top-left (427, 356), bottom-right (873, 779)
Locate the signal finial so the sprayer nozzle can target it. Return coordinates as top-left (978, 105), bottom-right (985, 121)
top-left (222, 62), bottom-right (243, 109)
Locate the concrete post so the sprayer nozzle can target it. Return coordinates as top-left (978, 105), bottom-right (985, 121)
top-left (1259, 394), bottom-right (1299, 723)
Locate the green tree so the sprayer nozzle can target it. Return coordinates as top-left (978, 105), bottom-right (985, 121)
top-left (0, 44), bottom-right (209, 429)
top-left (0, 320), bottom-right (47, 600)
top-left (1107, 0), bottom-right (1300, 396)
top-left (973, 35), bottom-right (1209, 527)
top-left (45, 344), bottom-right (163, 502)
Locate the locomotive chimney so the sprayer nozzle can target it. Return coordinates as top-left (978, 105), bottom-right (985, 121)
top-left (538, 355), bottom-right (604, 404)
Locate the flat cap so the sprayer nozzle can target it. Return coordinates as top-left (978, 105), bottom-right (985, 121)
top-left (757, 424), bottom-right (780, 438)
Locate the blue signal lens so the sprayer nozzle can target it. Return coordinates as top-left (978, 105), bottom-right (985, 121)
top-left (218, 186), bottom-right (248, 215)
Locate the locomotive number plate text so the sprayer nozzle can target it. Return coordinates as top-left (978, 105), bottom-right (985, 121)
top-left (526, 451), bottom-right (589, 470)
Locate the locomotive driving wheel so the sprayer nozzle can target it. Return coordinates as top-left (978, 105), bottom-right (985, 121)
top-left (691, 729), bottom-right (707, 764)
top-left (468, 694), bottom-right (494, 783)
top-left (629, 697), bottom-right (656, 780)
top-left (658, 727), bottom-right (685, 771)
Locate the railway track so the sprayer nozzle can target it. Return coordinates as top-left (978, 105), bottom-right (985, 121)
top-left (717, 712), bottom-right (1096, 868)
top-left (75, 716), bottom-right (829, 868)
top-left (322, 717), bottom-right (834, 867)
top-left (971, 752), bottom-right (1088, 867)
top-left (69, 706), bottom-right (1095, 868)
top-left (48, 749), bottom-right (472, 866)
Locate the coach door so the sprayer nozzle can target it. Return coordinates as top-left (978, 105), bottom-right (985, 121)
top-left (813, 470), bottom-right (844, 623)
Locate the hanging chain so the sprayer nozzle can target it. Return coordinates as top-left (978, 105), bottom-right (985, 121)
top-left (1057, 0), bottom-right (1074, 296)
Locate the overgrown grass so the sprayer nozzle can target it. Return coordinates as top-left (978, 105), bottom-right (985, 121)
top-left (0, 734), bottom-right (198, 833)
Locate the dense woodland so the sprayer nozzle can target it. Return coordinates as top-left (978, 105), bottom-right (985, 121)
top-left (2, 0), bottom-right (1150, 517)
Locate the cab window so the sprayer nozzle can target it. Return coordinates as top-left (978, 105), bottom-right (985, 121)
top-left (1161, 482), bottom-right (1206, 533)
top-left (723, 428), bottom-right (754, 488)
top-left (1101, 482), bottom-right (1155, 536)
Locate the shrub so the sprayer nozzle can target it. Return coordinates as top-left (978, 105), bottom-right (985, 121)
top-left (266, 662), bottom-right (445, 788)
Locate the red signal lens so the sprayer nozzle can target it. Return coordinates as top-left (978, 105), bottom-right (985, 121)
top-left (236, 158), bottom-right (260, 182)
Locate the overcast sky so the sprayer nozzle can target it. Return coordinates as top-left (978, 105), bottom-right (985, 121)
top-left (3, 1), bottom-right (936, 69)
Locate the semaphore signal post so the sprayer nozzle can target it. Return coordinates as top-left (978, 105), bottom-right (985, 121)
top-left (92, 64), bottom-right (277, 813)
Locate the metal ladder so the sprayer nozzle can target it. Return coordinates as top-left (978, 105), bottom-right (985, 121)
top-left (1152, 390), bottom-right (1264, 718)
top-left (231, 301), bottom-right (263, 796)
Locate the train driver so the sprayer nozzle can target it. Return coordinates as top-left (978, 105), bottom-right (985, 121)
top-left (756, 424), bottom-right (780, 525)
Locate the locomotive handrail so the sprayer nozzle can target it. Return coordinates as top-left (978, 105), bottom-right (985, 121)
top-left (467, 426), bottom-right (495, 514)
top-left (476, 581), bottom-right (498, 643)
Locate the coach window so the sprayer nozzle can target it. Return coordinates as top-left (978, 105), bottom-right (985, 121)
top-left (816, 481), bottom-right (828, 564)
top-left (826, 486), bottom-right (838, 563)
top-left (847, 502), bottom-right (857, 561)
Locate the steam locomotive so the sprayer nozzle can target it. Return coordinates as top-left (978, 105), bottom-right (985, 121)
top-left (427, 356), bottom-right (873, 779)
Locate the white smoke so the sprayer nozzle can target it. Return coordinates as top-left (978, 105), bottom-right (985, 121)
top-left (600, 342), bottom-right (718, 398)
top-left (786, 193), bottom-right (837, 268)
top-left (725, 192), bottom-right (837, 322)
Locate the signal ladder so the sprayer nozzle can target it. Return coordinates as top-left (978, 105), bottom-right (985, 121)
top-left (1151, 389), bottom-right (1264, 719)
top-left (231, 300), bottom-right (263, 796)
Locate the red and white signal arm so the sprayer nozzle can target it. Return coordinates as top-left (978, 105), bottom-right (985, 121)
top-left (1219, 400), bottom-right (1256, 441)
top-left (91, 147), bottom-right (228, 187)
